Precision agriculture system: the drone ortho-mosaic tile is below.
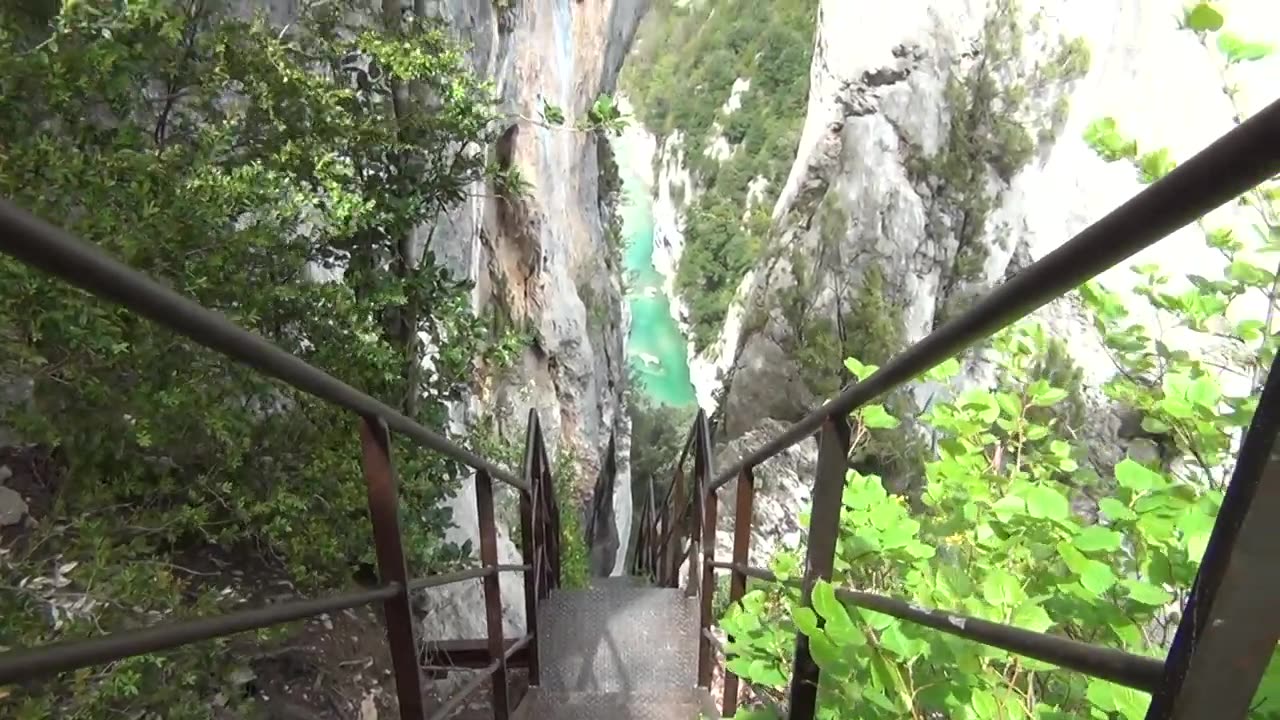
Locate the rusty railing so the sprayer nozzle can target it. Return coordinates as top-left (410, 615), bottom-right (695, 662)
top-left (633, 99), bottom-right (1280, 719)
top-left (0, 200), bottom-right (568, 720)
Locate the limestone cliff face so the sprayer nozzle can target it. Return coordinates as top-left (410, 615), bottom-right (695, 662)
top-left (724, 0), bottom-right (1278, 434)
top-left (643, 0), bottom-right (1279, 562)
top-left (238, 0), bottom-right (650, 641)
top-left (414, 0), bottom-right (647, 639)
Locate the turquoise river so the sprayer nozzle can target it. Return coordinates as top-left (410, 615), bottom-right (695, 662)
top-left (616, 135), bottom-right (697, 407)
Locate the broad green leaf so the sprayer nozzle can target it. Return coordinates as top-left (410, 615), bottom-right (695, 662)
top-left (1185, 3), bottom-right (1225, 32)
top-left (812, 580), bottom-right (851, 627)
top-left (859, 609), bottom-right (897, 631)
top-left (1073, 525), bottom-right (1123, 553)
top-left (1137, 148), bottom-right (1177, 184)
top-left (879, 623), bottom-right (926, 660)
top-left (1025, 484), bottom-right (1070, 521)
top-left (1012, 602), bottom-right (1054, 633)
top-left (825, 617), bottom-right (867, 647)
top-left (844, 357), bottom-right (879, 381)
top-left (793, 606), bottom-right (820, 637)
top-left (924, 357), bottom-right (962, 382)
top-left (1110, 618), bottom-right (1145, 648)
top-left (1115, 458), bottom-right (1166, 492)
top-left (860, 403), bottom-right (901, 429)
top-left (1030, 386), bottom-right (1069, 407)
top-left (1229, 259), bottom-right (1274, 285)
top-left (1178, 507), bottom-right (1216, 559)
top-left (1087, 679), bottom-right (1149, 720)
top-left (1122, 579), bottom-right (1173, 606)
top-left (982, 568), bottom-right (1023, 608)
top-left (880, 519), bottom-right (920, 550)
top-left (725, 657), bottom-right (754, 678)
top-left (1083, 117), bottom-right (1138, 161)
top-left (1236, 318), bottom-right (1266, 342)
top-left (995, 391), bottom-right (1022, 419)
top-left (1218, 32), bottom-right (1275, 62)
top-left (992, 495), bottom-right (1027, 522)
top-left (1079, 561), bottom-right (1117, 596)
top-left (1024, 424), bottom-right (1050, 441)
top-left (1185, 528), bottom-right (1211, 561)
top-left (1159, 395), bottom-right (1195, 418)
top-left (806, 634), bottom-right (843, 676)
top-left (861, 687), bottom-right (900, 713)
top-left (970, 689), bottom-right (999, 719)
top-left (748, 659), bottom-right (787, 687)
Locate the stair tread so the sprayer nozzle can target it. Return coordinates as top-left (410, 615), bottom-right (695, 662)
top-left (537, 585), bottom-right (699, 692)
top-left (588, 575), bottom-right (650, 589)
top-left (513, 688), bottom-right (717, 720)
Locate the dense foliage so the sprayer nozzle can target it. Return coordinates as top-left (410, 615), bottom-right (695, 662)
top-left (718, 5), bottom-right (1279, 719)
top-left (0, 1), bottom-right (520, 716)
top-left (621, 0), bottom-right (818, 349)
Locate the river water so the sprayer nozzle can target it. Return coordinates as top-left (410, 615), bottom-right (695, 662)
top-left (615, 132), bottom-right (697, 407)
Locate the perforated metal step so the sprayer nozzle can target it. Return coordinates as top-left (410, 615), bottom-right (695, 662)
top-left (512, 688), bottom-right (718, 720)
top-left (536, 585), bottom-right (699, 693)
top-left (588, 574), bottom-right (648, 590)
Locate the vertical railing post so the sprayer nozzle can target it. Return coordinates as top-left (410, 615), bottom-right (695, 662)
top-left (655, 498), bottom-right (667, 582)
top-left (539, 434), bottom-right (563, 590)
top-left (686, 482), bottom-right (702, 598)
top-left (786, 415), bottom-right (851, 720)
top-left (722, 465), bottom-right (755, 716)
top-left (518, 410), bottom-right (542, 688)
top-left (639, 500), bottom-right (652, 577)
top-left (1144, 353), bottom-right (1280, 720)
top-left (696, 413), bottom-right (718, 689)
top-left (666, 464), bottom-right (685, 588)
top-left (647, 475), bottom-right (659, 579)
top-left (475, 469), bottom-right (509, 719)
top-left (357, 417), bottom-right (426, 720)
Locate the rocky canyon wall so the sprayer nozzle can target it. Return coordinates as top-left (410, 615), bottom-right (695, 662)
top-left (639, 0), bottom-right (1279, 563)
top-left (409, 0), bottom-right (647, 638)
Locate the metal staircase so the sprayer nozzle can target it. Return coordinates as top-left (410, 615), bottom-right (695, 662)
top-left (2, 101), bottom-right (1279, 720)
top-left (514, 579), bottom-right (716, 719)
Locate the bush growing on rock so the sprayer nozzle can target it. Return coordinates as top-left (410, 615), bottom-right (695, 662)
top-left (0, 0), bottom-right (518, 715)
top-left (718, 8), bottom-right (1279, 718)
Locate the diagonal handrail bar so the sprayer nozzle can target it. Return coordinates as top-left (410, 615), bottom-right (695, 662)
top-left (0, 198), bottom-right (527, 492)
top-left (712, 562), bottom-right (1166, 692)
top-left (0, 584), bottom-right (401, 683)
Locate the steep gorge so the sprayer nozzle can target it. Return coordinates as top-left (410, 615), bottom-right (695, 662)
top-left (620, 0), bottom-right (1280, 562)
top-left (410, 0), bottom-right (647, 640)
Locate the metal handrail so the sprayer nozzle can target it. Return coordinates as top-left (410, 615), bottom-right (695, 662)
top-left (710, 562), bottom-right (1165, 692)
top-left (408, 564), bottom-right (534, 591)
top-left (0, 195), bottom-right (570, 717)
top-left (643, 98), bottom-right (1280, 720)
top-left (0, 198), bottom-right (528, 492)
top-left (0, 584), bottom-right (401, 683)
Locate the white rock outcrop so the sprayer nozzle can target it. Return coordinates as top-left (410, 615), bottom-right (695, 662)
top-left (413, 0), bottom-right (646, 641)
top-left (640, 0), bottom-right (1279, 544)
top-left (720, 0), bottom-right (1278, 432)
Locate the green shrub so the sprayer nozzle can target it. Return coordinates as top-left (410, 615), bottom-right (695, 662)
top-left (717, 11), bottom-right (1280, 717)
top-left (0, 1), bottom-right (510, 715)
